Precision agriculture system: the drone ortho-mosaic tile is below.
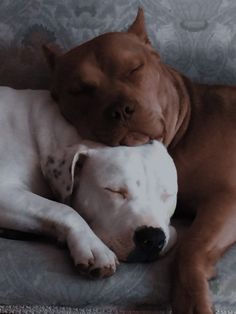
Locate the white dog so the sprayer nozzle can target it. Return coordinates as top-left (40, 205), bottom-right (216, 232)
top-left (0, 86), bottom-right (177, 277)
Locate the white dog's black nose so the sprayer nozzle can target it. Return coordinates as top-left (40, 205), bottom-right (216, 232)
top-left (127, 226), bottom-right (166, 262)
top-left (134, 226), bottom-right (166, 252)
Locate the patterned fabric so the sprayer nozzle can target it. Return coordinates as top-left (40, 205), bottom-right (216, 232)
top-left (0, 305), bottom-right (170, 314)
top-left (0, 305), bottom-right (234, 314)
top-left (1, 0), bottom-right (236, 312)
top-left (1, 0), bottom-right (236, 88)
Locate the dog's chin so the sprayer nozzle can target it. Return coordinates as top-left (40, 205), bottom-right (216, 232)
top-left (119, 132), bottom-right (151, 146)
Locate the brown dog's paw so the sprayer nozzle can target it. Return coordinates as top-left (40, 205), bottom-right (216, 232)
top-left (171, 258), bottom-right (215, 314)
top-left (171, 284), bottom-right (215, 314)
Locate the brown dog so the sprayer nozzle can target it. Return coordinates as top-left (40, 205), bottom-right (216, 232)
top-left (43, 8), bottom-right (236, 314)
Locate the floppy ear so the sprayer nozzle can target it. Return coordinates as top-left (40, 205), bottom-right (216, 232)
top-left (42, 43), bottom-right (62, 70)
top-left (41, 145), bottom-right (88, 204)
top-left (128, 7), bottom-right (151, 45)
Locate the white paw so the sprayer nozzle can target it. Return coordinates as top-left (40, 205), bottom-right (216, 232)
top-left (67, 229), bottom-right (118, 278)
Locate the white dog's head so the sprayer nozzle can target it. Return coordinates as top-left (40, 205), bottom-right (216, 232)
top-left (44, 140), bottom-right (178, 262)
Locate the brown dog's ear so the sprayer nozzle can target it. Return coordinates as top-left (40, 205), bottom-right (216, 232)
top-left (128, 8), bottom-right (151, 45)
top-left (42, 43), bottom-right (62, 70)
top-left (41, 144), bottom-right (88, 204)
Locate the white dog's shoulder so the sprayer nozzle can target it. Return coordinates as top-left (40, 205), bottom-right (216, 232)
top-left (0, 87), bottom-right (80, 193)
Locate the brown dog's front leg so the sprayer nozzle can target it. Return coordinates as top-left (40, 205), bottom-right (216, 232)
top-left (171, 193), bottom-right (236, 314)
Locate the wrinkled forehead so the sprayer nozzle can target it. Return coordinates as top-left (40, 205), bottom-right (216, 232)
top-left (60, 33), bottom-right (146, 76)
top-left (93, 33), bottom-right (146, 65)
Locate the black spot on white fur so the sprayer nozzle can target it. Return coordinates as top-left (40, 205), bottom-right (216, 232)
top-left (58, 160), bottom-right (65, 167)
top-left (53, 169), bottom-right (62, 179)
top-left (47, 156), bottom-right (55, 164)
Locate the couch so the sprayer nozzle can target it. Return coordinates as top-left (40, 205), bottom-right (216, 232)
top-left (0, 1), bottom-right (236, 313)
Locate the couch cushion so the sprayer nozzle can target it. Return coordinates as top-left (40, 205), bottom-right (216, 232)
top-left (0, 222), bottom-right (236, 312)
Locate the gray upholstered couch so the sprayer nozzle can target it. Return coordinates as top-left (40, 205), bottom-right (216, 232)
top-left (0, 1), bottom-right (236, 313)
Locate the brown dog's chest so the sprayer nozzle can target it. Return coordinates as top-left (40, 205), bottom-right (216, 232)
top-left (170, 85), bottom-right (236, 213)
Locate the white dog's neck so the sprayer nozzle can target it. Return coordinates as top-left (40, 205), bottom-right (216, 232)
top-left (30, 90), bottom-right (81, 159)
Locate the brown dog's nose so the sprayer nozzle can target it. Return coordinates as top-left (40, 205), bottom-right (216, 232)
top-left (110, 103), bottom-right (135, 121)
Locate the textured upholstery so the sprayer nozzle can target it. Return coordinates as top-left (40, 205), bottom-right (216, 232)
top-left (0, 225), bottom-right (236, 311)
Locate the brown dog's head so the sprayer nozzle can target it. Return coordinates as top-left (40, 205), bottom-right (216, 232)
top-left (44, 9), bottom-right (183, 146)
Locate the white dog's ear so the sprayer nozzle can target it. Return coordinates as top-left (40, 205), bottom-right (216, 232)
top-left (41, 145), bottom-right (88, 204)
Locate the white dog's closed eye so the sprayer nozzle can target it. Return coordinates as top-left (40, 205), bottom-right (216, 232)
top-left (104, 187), bottom-right (129, 199)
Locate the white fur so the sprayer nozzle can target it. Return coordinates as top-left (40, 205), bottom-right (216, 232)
top-left (0, 86), bottom-right (177, 276)
top-left (72, 140), bottom-right (178, 260)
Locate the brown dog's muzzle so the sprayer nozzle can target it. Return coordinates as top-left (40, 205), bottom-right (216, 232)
top-left (119, 132), bottom-right (151, 146)
top-left (102, 104), bottom-right (152, 146)
top-left (107, 102), bottom-right (135, 121)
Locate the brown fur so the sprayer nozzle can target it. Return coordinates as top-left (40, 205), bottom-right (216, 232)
top-left (43, 8), bottom-right (236, 314)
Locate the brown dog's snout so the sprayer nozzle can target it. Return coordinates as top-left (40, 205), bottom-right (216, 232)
top-left (108, 102), bottom-right (135, 121)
